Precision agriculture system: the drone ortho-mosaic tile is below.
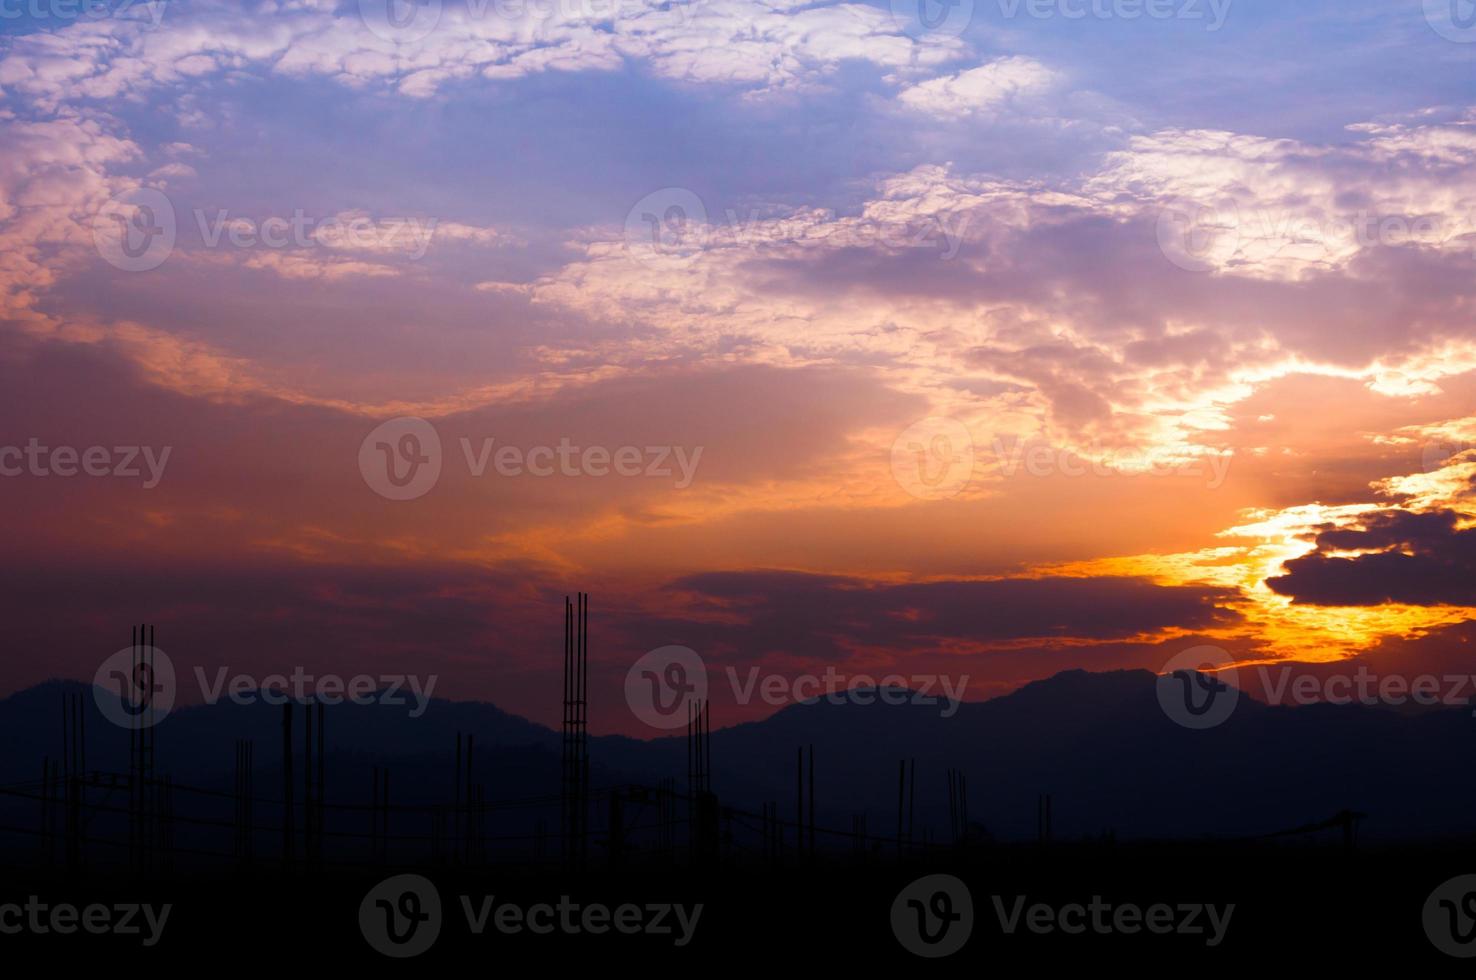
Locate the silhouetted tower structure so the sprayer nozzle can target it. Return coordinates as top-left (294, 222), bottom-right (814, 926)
top-left (797, 749), bottom-right (804, 863)
top-left (370, 766), bottom-right (390, 865)
top-left (1340, 809), bottom-right (1365, 851)
top-left (127, 624), bottom-right (158, 876)
top-left (1037, 793), bottom-right (1053, 845)
top-left (61, 691), bottom-right (86, 872)
top-left (234, 739), bottom-right (254, 866)
top-left (689, 699), bottom-right (711, 796)
top-left (159, 774), bottom-right (175, 875)
top-left (39, 755), bottom-right (58, 868)
top-left (808, 745), bottom-right (815, 859)
top-left (947, 768), bottom-right (969, 846)
top-left (301, 698), bottom-right (325, 867)
top-left (561, 593), bottom-right (590, 871)
top-left (688, 699), bottom-right (716, 864)
top-left (761, 801), bottom-right (778, 865)
top-left (453, 732), bottom-right (461, 862)
top-left (454, 731), bottom-right (477, 863)
top-left (896, 758), bottom-right (916, 859)
top-left (795, 745), bottom-right (814, 862)
top-left (316, 700), bottom-right (325, 864)
top-left (607, 786), bottom-right (625, 871)
top-left (1261, 808), bottom-right (1368, 851)
top-left (304, 698), bottom-right (313, 864)
top-left (282, 701), bottom-right (293, 870)
top-left (658, 777), bottom-right (677, 863)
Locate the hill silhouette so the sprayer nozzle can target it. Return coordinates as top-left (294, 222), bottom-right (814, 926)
top-left (3, 668), bottom-right (1473, 845)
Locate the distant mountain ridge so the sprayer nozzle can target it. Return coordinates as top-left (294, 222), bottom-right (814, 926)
top-left (3, 668), bottom-right (1473, 842)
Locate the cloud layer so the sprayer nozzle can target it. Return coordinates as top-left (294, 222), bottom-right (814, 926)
top-left (1, 0), bottom-right (1474, 730)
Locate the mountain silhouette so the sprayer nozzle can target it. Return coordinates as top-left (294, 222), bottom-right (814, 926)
top-left (4, 668), bottom-right (1473, 847)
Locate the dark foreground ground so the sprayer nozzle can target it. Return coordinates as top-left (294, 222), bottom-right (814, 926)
top-left (1, 840), bottom-right (1473, 967)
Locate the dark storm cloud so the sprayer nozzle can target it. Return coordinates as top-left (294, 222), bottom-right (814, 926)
top-left (661, 569), bottom-right (1241, 656)
top-left (0, 560), bottom-right (558, 691)
top-left (1267, 508), bottom-right (1476, 606)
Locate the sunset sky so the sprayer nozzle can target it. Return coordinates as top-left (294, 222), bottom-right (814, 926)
top-left (2, 0), bottom-right (1475, 733)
